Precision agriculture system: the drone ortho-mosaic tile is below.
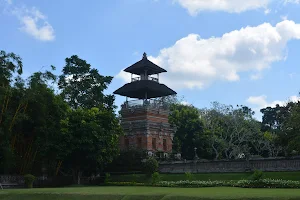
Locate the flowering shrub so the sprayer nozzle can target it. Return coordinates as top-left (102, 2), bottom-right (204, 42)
top-left (158, 180), bottom-right (231, 188)
top-left (237, 179), bottom-right (300, 188)
top-left (106, 179), bottom-right (300, 188)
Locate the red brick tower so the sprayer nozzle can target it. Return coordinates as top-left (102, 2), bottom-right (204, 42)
top-left (114, 53), bottom-right (176, 157)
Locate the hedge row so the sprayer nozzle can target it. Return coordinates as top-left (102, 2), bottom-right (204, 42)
top-left (107, 179), bottom-right (300, 188)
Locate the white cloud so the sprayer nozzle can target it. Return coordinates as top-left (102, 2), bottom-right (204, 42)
top-left (250, 73), bottom-right (263, 80)
top-left (174, 0), bottom-right (300, 15)
top-left (116, 20), bottom-right (300, 90)
top-left (246, 95), bottom-right (300, 120)
top-left (281, 15), bottom-right (288, 20)
top-left (180, 101), bottom-right (191, 106)
top-left (174, 0), bottom-right (270, 15)
top-left (284, 0), bottom-right (300, 4)
top-left (264, 8), bottom-right (271, 15)
top-left (2, 0), bottom-right (55, 41)
top-left (247, 95), bottom-right (300, 109)
top-left (11, 7), bottom-right (55, 41)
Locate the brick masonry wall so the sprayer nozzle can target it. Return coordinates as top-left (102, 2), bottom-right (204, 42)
top-left (122, 115), bottom-right (169, 123)
top-left (120, 134), bottom-right (172, 153)
top-left (159, 158), bottom-right (300, 173)
top-left (120, 105), bottom-right (174, 153)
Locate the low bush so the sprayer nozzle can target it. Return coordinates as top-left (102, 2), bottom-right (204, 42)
top-left (237, 179), bottom-right (300, 188)
top-left (248, 170), bottom-right (264, 181)
top-left (24, 174), bottom-right (36, 188)
top-left (104, 173), bottom-right (111, 184)
top-left (185, 172), bottom-right (194, 181)
top-left (131, 174), bottom-right (138, 184)
top-left (157, 179), bottom-right (300, 188)
top-left (158, 180), bottom-right (231, 188)
top-left (143, 157), bottom-right (158, 176)
top-left (105, 179), bottom-right (300, 188)
top-left (152, 172), bottom-right (161, 185)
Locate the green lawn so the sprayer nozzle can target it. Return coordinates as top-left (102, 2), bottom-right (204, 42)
top-left (110, 171), bottom-right (300, 183)
top-left (2, 186), bottom-right (300, 200)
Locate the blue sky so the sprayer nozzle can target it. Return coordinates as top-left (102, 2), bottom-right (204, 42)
top-left (1, 0), bottom-right (300, 120)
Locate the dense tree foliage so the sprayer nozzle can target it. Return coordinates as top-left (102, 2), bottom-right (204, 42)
top-left (61, 108), bottom-right (121, 184)
top-left (0, 51), bottom-right (121, 183)
top-left (169, 104), bottom-right (208, 159)
top-left (2, 49), bottom-right (300, 179)
top-left (58, 55), bottom-right (115, 110)
top-left (169, 99), bottom-right (300, 160)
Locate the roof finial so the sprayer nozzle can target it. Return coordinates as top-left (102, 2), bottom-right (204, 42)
top-left (143, 52), bottom-right (147, 59)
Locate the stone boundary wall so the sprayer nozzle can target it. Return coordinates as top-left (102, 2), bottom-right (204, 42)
top-left (159, 158), bottom-right (300, 173)
top-left (0, 175), bottom-right (81, 188)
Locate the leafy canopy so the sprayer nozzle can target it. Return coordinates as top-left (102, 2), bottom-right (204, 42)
top-left (58, 55), bottom-right (114, 109)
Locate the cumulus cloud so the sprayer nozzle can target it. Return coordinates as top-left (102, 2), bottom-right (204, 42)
top-left (2, 0), bottom-right (55, 41)
top-left (12, 6), bottom-right (55, 41)
top-left (180, 101), bottom-right (192, 106)
top-left (247, 95), bottom-right (300, 109)
top-left (174, 0), bottom-right (270, 15)
top-left (174, 0), bottom-right (299, 15)
top-left (116, 20), bottom-right (300, 90)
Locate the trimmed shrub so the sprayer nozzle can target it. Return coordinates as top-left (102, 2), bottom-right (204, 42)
top-left (104, 173), bottom-right (111, 184)
top-left (24, 174), bottom-right (36, 188)
top-left (151, 172), bottom-right (161, 185)
top-left (132, 174), bottom-right (138, 184)
top-left (185, 172), bottom-right (194, 181)
top-left (249, 170), bottom-right (264, 181)
top-left (143, 157), bottom-right (158, 176)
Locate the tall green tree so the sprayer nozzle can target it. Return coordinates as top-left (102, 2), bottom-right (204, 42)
top-left (200, 102), bottom-right (264, 160)
top-left (260, 102), bottom-right (295, 156)
top-left (61, 107), bottom-right (122, 184)
top-left (281, 101), bottom-right (300, 155)
top-left (58, 55), bottom-right (114, 109)
top-left (0, 50), bottom-right (23, 87)
top-left (20, 70), bottom-right (69, 175)
top-left (0, 50), bottom-right (24, 174)
top-left (169, 104), bottom-right (208, 159)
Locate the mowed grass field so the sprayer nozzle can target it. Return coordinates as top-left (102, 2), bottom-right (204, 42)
top-left (2, 186), bottom-right (300, 200)
top-left (110, 171), bottom-right (300, 183)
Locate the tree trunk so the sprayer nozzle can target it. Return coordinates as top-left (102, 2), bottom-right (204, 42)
top-left (77, 171), bottom-right (82, 185)
top-left (72, 168), bottom-right (82, 185)
top-left (212, 143), bottom-right (219, 160)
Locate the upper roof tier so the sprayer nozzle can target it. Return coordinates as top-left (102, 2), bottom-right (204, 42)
top-left (124, 52), bottom-right (167, 75)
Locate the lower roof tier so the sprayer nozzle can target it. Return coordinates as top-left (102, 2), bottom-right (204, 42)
top-left (113, 80), bottom-right (176, 99)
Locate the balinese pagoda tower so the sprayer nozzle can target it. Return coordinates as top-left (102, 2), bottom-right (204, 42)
top-left (114, 52), bottom-right (177, 157)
